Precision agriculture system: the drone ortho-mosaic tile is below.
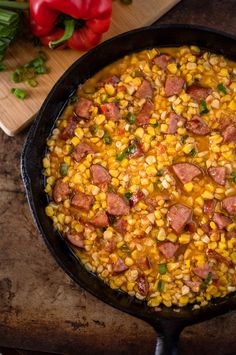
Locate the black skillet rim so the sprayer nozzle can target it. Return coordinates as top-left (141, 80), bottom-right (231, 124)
top-left (21, 24), bottom-right (236, 327)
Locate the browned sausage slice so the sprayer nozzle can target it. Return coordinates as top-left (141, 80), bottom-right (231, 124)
top-left (71, 142), bottom-right (94, 162)
top-left (167, 112), bottom-right (184, 134)
top-left (53, 179), bottom-right (70, 203)
top-left (113, 257), bottom-right (128, 274)
top-left (154, 54), bottom-right (174, 69)
top-left (208, 166), bottom-right (226, 186)
top-left (71, 191), bottom-right (94, 211)
top-left (165, 76), bottom-right (185, 97)
top-left (207, 249), bottom-right (233, 268)
top-left (75, 98), bottom-right (92, 119)
top-left (186, 115), bottom-right (210, 135)
top-left (186, 85), bottom-right (212, 101)
top-left (212, 212), bottom-right (232, 229)
top-left (137, 275), bottom-right (149, 296)
top-left (114, 218), bottom-right (128, 234)
top-left (159, 242), bottom-right (179, 259)
top-left (167, 204), bottom-right (192, 233)
top-left (222, 196), bottom-right (236, 216)
top-left (135, 79), bottom-right (153, 99)
top-left (100, 102), bottom-right (120, 121)
top-left (106, 192), bottom-right (130, 216)
top-left (136, 99), bottom-right (154, 125)
top-left (90, 164), bottom-right (111, 185)
top-left (193, 263), bottom-right (212, 279)
top-left (172, 163), bottom-right (202, 184)
top-left (60, 116), bottom-right (77, 140)
top-left (91, 212), bottom-right (109, 228)
top-left (203, 199), bottom-right (216, 216)
top-left (222, 124), bottom-right (236, 143)
top-left (67, 232), bottom-right (84, 248)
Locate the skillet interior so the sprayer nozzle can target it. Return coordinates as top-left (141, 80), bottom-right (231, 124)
top-left (21, 25), bottom-right (236, 330)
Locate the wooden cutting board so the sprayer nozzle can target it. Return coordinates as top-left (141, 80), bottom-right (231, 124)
top-left (0, 0), bottom-right (180, 136)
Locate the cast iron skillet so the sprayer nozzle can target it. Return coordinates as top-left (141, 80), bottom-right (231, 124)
top-left (21, 25), bottom-right (236, 355)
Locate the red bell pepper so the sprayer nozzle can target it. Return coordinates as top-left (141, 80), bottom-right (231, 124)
top-left (29, 0), bottom-right (112, 51)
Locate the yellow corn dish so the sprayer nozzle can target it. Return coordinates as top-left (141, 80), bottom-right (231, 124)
top-left (43, 46), bottom-right (236, 309)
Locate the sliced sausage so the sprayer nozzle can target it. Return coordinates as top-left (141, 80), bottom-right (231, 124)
top-left (113, 257), bottom-right (128, 274)
top-left (154, 54), bottom-right (174, 69)
top-left (137, 275), bottom-right (149, 296)
top-left (203, 199), bottom-right (216, 216)
top-left (104, 75), bottom-right (120, 85)
top-left (207, 249), bottom-right (233, 268)
top-left (129, 141), bottom-right (144, 158)
top-left (71, 142), bottom-right (94, 162)
top-left (53, 179), bottom-right (70, 203)
top-left (208, 167), bottom-right (226, 186)
top-left (104, 240), bottom-right (116, 253)
top-left (90, 164), bottom-right (111, 185)
top-left (226, 231), bottom-right (236, 239)
top-left (71, 191), bottom-right (94, 211)
top-left (136, 99), bottom-right (154, 125)
top-left (100, 102), bottom-right (120, 121)
top-left (67, 232), bottom-right (84, 248)
top-left (114, 218), bottom-right (128, 234)
top-left (186, 115), bottom-right (210, 135)
top-left (75, 98), bottom-right (92, 119)
top-left (137, 256), bottom-right (152, 271)
top-left (193, 263), bottom-right (212, 279)
top-left (222, 124), bottom-right (236, 144)
top-left (172, 163), bottom-right (202, 184)
top-left (167, 112), bottom-right (184, 134)
top-left (60, 116), bottom-right (77, 140)
top-left (106, 192), bottom-right (130, 216)
top-left (159, 242), bottom-right (179, 259)
top-left (135, 79), bottom-right (153, 99)
top-left (165, 75), bottom-right (185, 97)
top-left (217, 116), bottom-right (232, 131)
top-left (201, 222), bottom-right (211, 234)
top-left (168, 204), bottom-right (192, 234)
top-left (186, 85), bottom-right (212, 101)
top-left (222, 196), bottom-right (236, 216)
top-left (91, 212), bottom-right (109, 228)
top-left (212, 212), bottom-right (232, 230)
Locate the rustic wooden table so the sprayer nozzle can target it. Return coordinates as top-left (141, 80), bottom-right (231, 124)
top-left (1, 0), bottom-right (236, 354)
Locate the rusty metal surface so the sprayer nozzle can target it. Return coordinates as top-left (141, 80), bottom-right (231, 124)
top-left (1, 1), bottom-right (236, 354)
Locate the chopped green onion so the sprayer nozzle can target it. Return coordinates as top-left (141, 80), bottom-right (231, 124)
top-left (126, 112), bottom-right (136, 124)
top-left (158, 263), bottom-right (167, 275)
top-left (11, 88), bottom-right (26, 100)
top-left (120, 244), bottom-right (131, 253)
top-left (200, 99), bottom-right (209, 115)
top-left (156, 170), bottom-right (164, 177)
top-left (34, 65), bottom-right (48, 74)
top-left (116, 151), bottom-right (126, 161)
top-left (217, 83), bottom-right (227, 95)
top-left (180, 135), bottom-right (189, 144)
top-left (158, 280), bottom-right (165, 292)
top-left (231, 172), bottom-right (236, 184)
top-left (90, 124), bottom-right (99, 135)
top-left (69, 95), bottom-right (78, 103)
top-left (25, 57), bottom-right (44, 69)
top-left (25, 79), bottom-right (38, 87)
top-left (201, 272), bottom-right (212, 290)
top-left (59, 163), bottom-right (68, 176)
top-left (126, 144), bottom-right (136, 155)
top-left (104, 132), bottom-right (112, 145)
top-left (151, 122), bottom-right (158, 128)
top-left (124, 192), bottom-right (133, 200)
top-left (189, 148), bottom-right (197, 157)
top-left (100, 94), bottom-right (108, 103)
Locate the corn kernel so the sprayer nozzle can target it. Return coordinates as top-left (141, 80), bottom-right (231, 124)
top-left (95, 114), bottom-right (106, 125)
top-left (229, 100), bottom-right (236, 111)
top-left (202, 191), bottom-right (214, 199)
top-left (125, 257), bottom-right (134, 266)
top-left (105, 84), bottom-right (115, 96)
top-left (179, 296), bottom-right (189, 305)
top-left (183, 143), bottom-right (194, 154)
top-left (135, 127), bottom-right (144, 138)
top-left (45, 206), bottom-right (54, 217)
top-left (167, 63), bottom-right (177, 74)
top-left (74, 127), bottom-right (84, 139)
top-left (146, 165), bottom-right (157, 175)
top-left (179, 233), bottom-right (191, 244)
top-left (43, 157), bottom-right (50, 168)
top-left (167, 233), bottom-right (177, 242)
top-left (210, 221), bottom-right (217, 230)
top-left (184, 182), bottom-right (193, 192)
top-left (71, 136), bottom-right (80, 146)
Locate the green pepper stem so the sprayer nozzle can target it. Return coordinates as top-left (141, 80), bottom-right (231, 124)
top-left (49, 19), bottom-right (76, 49)
top-left (0, 1), bottom-right (29, 10)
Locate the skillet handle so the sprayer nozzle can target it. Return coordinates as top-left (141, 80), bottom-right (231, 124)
top-left (152, 320), bottom-right (185, 355)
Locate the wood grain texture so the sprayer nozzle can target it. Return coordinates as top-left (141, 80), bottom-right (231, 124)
top-left (0, 0), bottom-right (180, 136)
